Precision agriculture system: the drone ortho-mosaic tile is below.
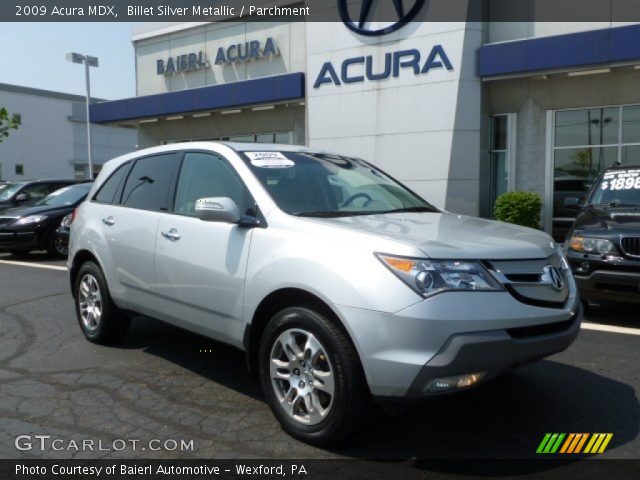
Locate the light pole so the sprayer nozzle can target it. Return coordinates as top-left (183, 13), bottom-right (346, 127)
top-left (66, 52), bottom-right (99, 179)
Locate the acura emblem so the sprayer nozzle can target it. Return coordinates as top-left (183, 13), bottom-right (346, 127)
top-left (338, 0), bottom-right (426, 36)
top-left (542, 265), bottom-right (564, 291)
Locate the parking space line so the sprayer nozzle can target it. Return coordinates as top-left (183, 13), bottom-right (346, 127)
top-left (0, 259), bottom-right (67, 271)
top-left (582, 322), bottom-right (640, 336)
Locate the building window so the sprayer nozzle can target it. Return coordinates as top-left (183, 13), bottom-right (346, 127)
top-left (15, 164), bottom-right (24, 175)
top-left (162, 132), bottom-right (293, 145)
top-left (74, 165), bottom-right (85, 179)
top-left (489, 114), bottom-right (515, 208)
top-left (552, 105), bottom-right (640, 239)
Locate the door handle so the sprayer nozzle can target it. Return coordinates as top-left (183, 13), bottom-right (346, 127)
top-left (161, 228), bottom-right (181, 241)
top-left (102, 216), bottom-right (115, 226)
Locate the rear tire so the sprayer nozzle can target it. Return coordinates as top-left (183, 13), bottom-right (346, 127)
top-left (258, 306), bottom-right (368, 445)
top-left (74, 261), bottom-right (130, 344)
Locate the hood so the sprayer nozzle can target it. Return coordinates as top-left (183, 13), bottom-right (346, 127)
top-left (311, 212), bottom-right (555, 259)
top-left (0, 203), bottom-right (72, 219)
top-left (0, 199), bottom-right (16, 210)
top-left (574, 205), bottom-right (640, 235)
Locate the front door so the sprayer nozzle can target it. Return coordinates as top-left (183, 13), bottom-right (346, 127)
top-left (154, 151), bottom-right (255, 346)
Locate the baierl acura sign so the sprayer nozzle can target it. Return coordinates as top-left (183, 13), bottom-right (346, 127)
top-left (157, 37), bottom-right (279, 75)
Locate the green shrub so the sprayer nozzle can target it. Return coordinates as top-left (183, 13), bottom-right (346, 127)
top-left (493, 191), bottom-right (542, 229)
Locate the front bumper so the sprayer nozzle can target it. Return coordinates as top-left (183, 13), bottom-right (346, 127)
top-left (567, 251), bottom-right (640, 303)
top-left (406, 309), bottom-right (580, 396)
top-left (574, 270), bottom-right (640, 304)
top-left (335, 290), bottom-right (581, 398)
top-left (0, 229), bottom-right (42, 250)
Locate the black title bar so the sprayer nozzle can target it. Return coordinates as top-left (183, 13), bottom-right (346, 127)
top-left (4, 0), bottom-right (640, 22)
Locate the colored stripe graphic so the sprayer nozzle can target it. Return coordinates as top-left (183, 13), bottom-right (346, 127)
top-left (538, 433), bottom-right (613, 454)
top-left (536, 433), bottom-right (552, 453)
top-left (537, 433), bottom-right (565, 453)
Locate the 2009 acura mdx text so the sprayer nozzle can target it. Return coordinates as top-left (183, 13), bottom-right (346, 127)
top-left (68, 143), bottom-right (581, 444)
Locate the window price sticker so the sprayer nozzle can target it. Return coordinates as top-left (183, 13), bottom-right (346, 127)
top-left (601, 169), bottom-right (640, 191)
top-left (246, 152), bottom-right (295, 168)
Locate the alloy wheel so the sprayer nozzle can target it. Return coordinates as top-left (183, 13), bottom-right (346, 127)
top-left (78, 274), bottom-right (102, 332)
top-left (54, 236), bottom-right (68, 256)
top-left (270, 328), bottom-right (335, 425)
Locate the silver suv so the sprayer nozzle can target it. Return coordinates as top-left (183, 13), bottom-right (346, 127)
top-left (68, 143), bottom-right (581, 444)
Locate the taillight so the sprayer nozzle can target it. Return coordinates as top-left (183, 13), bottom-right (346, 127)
top-left (70, 208), bottom-right (78, 224)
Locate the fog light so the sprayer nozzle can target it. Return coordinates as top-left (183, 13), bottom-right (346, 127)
top-left (425, 372), bottom-right (485, 392)
top-left (575, 261), bottom-right (589, 274)
top-left (456, 372), bottom-right (484, 387)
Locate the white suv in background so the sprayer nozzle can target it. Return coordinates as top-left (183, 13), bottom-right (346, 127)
top-left (68, 143), bottom-right (581, 444)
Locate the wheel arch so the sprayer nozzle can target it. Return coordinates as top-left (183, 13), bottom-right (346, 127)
top-left (244, 288), bottom-right (362, 378)
top-left (69, 249), bottom-right (101, 297)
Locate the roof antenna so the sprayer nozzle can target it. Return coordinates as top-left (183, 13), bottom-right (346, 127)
top-left (610, 159), bottom-right (622, 167)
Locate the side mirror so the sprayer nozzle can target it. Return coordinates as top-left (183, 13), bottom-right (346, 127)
top-left (15, 192), bottom-right (29, 203)
top-left (195, 197), bottom-right (242, 223)
top-left (562, 196), bottom-right (581, 210)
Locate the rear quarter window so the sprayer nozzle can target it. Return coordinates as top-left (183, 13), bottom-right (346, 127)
top-left (93, 162), bottom-right (131, 204)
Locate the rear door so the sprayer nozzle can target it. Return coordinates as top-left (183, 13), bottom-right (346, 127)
top-left (94, 153), bottom-right (180, 310)
top-left (154, 151), bottom-right (255, 345)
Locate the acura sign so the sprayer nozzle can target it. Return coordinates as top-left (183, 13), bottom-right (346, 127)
top-left (313, 45), bottom-right (453, 88)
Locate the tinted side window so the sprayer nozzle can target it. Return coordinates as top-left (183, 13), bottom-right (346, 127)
top-left (94, 163), bottom-right (131, 204)
top-left (173, 152), bottom-right (250, 216)
top-left (22, 183), bottom-right (51, 202)
top-left (121, 154), bottom-right (178, 211)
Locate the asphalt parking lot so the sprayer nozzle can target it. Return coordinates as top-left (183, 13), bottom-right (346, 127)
top-left (0, 252), bottom-right (639, 461)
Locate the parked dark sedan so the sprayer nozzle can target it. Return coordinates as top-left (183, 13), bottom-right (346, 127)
top-left (0, 179), bottom-right (79, 213)
top-left (0, 182), bottom-right (93, 258)
top-left (564, 164), bottom-right (640, 306)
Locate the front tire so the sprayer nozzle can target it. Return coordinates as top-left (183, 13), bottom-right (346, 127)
top-left (74, 261), bottom-right (130, 344)
top-left (258, 306), bottom-right (368, 445)
top-left (47, 230), bottom-right (67, 258)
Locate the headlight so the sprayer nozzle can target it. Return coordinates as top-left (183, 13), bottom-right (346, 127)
top-left (569, 236), bottom-right (616, 254)
top-left (376, 254), bottom-right (502, 297)
top-left (554, 243), bottom-right (570, 269)
top-left (60, 214), bottom-right (72, 228)
top-left (12, 215), bottom-right (47, 226)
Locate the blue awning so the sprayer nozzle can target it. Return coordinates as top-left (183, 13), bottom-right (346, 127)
top-left (90, 72), bottom-right (305, 123)
top-left (478, 24), bottom-right (640, 78)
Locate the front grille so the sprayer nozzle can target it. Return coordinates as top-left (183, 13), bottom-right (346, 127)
top-left (486, 256), bottom-right (569, 308)
top-left (506, 314), bottom-right (577, 339)
top-left (620, 237), bottom-right (640, 257)
top-left (594, 283), bottom-right (638, 293)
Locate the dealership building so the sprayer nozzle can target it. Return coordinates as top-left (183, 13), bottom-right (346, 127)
top-left (0, 83), bottom-right (137, 182)
top-left (90, 17), bottom-right (640, 238)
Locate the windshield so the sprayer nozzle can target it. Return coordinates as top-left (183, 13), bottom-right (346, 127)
top-left (241, 151), bottom-right (437, 217)
top-left (590, 168), bottom-right (640, 206)
top-left (36, 184), bottom-right (91, 207)
top-left (0, 182), bottom-right (25, 201)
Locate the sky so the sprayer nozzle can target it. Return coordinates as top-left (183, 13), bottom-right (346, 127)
top-left (0, 23), bottom-right (136, 100)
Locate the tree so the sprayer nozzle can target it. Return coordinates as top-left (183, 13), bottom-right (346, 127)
top-left (0, 107), bottom-right (21, 143)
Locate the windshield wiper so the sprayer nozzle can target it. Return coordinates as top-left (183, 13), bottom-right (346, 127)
top-left (594, 201), bottom-right (640, 208)
top-left (294, 211), bottom-right (365, 217)
top-left (381, 206), bottom-right (437, 214)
